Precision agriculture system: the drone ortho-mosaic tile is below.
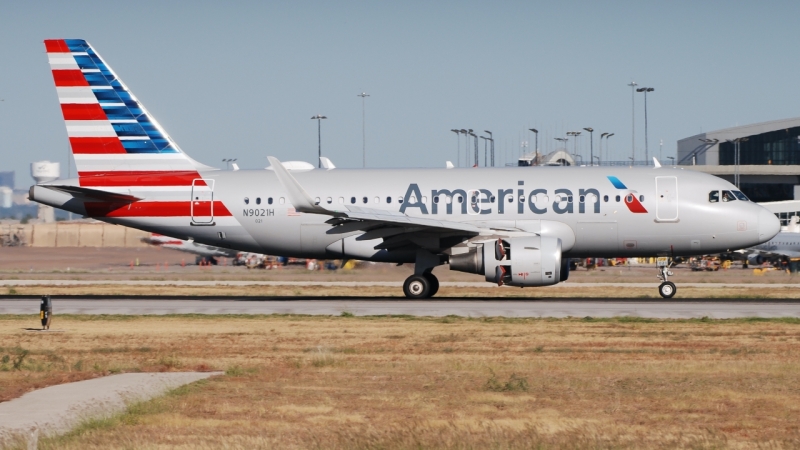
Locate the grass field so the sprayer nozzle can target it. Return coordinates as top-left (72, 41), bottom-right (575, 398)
top-left (2, 314), bottom-right (800, 449)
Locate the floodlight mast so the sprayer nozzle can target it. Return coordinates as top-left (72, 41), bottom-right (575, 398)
top-left (311, 114), bottom-right (327, 168)
top-left (357, 92), bottom-right (370, 168)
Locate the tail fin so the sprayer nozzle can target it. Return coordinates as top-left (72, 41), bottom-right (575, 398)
top-left (44, 39), bottom-right (211, 182)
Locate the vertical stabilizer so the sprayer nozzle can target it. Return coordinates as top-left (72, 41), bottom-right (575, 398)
top-left (44, 39), bottom-right (212, 185)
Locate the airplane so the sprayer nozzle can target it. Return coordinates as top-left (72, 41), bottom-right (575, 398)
top-left (141, 233), bottom-right (238, 265)
top-left (30, 39), bottom-right (781, 299)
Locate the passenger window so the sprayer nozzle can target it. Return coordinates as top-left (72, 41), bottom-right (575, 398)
top-left (603, 195), bottom-right (608, 202)
top-left (433, 196), bottom-right (440, 204)
top-left (709, 191), bottom-right (719, 203)
top-left (579, 195), bottom-right (585, 203)
top-left (244, 197), bottom-right (249, 205)
top-left (722, 191), bottom-right (736, 202)
top-left (351, 197), bottom-right (356, 204)
top-left (362, 196), bottom-right (368, 204)
top-left (568, 196), bottom-right (573, 202)
top-left (732, 190), bottom-right (749, 201)
top-left (490, 196), bottom-right (496, 203)
top-left (314, 197), bottom-right (320, 204)
top-left (386, 197), bottom-right (392, 204)
top-left (639, 195), bottom-right (644, 202)
top-left (422, 196), bottom-right (427, 203)
top-left (374, 197), bottom-right (380, 203)
top-left (625, 194), bottom-right (633, 203)
top-left (615, 195), bottom-right (620, 202)
top-left (398, 197), bottom-right (404, 204)
top-left (507, 197), bottom-right (513, 203)
top-left (256, 197), bottom-right (261, 205)
top-left (326, 197), bottom-right (332, 204)
top-left (268, 197), bottom-right (273, 205)
top-left (279, 197), bottom-right (285, 204)
top-left (519, 195), bottom-right (525, 203)
top-left (339, 197), bottom-right (344, 204)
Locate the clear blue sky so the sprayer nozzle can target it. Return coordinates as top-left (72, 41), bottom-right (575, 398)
top-left (1, 0), bottom-right (798, 188)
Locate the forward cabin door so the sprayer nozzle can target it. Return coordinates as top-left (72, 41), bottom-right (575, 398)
top-left (655, 176), bottom-right (678, 222)
top-left (191, 178), bottom-right (215, 225)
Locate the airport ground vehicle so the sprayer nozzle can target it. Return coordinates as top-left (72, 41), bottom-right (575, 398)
top-left (31, 39), bottom-right (781, 298)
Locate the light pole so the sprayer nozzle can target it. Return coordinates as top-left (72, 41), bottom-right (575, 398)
top-left (606, 133), bottom-right (614, 162)
top-left (636, 87), bottom-right (654, 164)
top-left (484, 130), bottom-right (494, 167)
top-left (659, 139), bottom-right (663, 162)
top-left (726, 137), bottom-right (749, 188)
top-left (450, 129), bottom-right (460, 167)
top-left (357, 92), bottom-right (369, 168)
top-left (459, 129), bottom-right (469, 167)
top-left (567, 131), bottom-right (581, 160)
top-left (628, 81), bottom-right (637, 163)
top-left (583, 127), bottom-right (594, 166)
top-left (311, 114), bottom-right (327, 168)
top-left (667, 156), bottom-right (675, 165)
top-left (480, 136), bottom-right (489, 167)
top-left (628, 156), bottom-right (634, 167)
top-left (469, 130), bottom-right (478, 167)
top-left (222, 158), bottom-right (237, 170)
top-left (529, 128), bottom-right (538, 163)
top-left (600, 132), bottom-right (609, 164)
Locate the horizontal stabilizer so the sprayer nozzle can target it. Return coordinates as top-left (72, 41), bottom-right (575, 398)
top-left (40, 185), bottom-right (141, 203)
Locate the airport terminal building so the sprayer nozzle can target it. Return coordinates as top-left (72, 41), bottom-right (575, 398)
top-left (678, 117), bottom-right (800, 210)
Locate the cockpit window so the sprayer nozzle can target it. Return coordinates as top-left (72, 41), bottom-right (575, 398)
top-left (732, 190), bottom-right (749, 201)
top-left (722, 190), bottom-right (737, 202)
top-left (708, 191), bottom-right (719, 203)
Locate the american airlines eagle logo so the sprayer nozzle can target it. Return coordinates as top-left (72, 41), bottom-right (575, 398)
top-left (607, 176), bottom-right (648, 214)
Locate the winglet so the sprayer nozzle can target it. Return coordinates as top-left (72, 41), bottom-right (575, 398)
top-left (446, 161), bottom-right (454, 169)
top-left (267, 156), bottom-right (340, 216)
top-left (320, 157), bottom-right (336, 169)
top-left (652, 157), bottom-right (661, 168)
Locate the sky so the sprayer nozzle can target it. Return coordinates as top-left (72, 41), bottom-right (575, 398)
top-left (1, 0), bottom-right (799, 188)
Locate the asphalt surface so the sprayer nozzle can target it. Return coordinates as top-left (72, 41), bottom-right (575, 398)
top-left (2, 298), bottom-right (800, 319)
top-left (0, 372), bottom-right (221, 446)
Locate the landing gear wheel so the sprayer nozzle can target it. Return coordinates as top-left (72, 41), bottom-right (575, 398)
top-left (658, 281), bottom-right (676, 299)
top-left (424, 273), bottom-right (439, 297)
top-left (403, 275), bottom-right (432, 299)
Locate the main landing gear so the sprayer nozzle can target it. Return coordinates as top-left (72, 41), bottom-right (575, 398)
top-left (402, 249), bottom-right (442, 299)
top-left (402, 272), bottom-right (440, 299)
top-left (656, 257), bottom-right (676, 299)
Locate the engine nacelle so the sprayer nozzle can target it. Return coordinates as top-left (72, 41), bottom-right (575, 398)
top-left (449, 236), bottom-right (567, 287)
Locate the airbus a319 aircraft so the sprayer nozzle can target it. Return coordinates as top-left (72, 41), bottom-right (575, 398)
top-left (31, 39), bottom-right (781, 298)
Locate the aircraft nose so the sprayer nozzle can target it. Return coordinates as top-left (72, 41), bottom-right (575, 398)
top-left (758, 208), bottom-right (780, 241)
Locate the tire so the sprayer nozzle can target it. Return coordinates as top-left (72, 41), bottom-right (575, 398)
top-left (403, 275), bottom-right (431, 299)
top-left (425, 273), bottom-right (440, 297)
top-left (658, 281), bottom-right (676, 299)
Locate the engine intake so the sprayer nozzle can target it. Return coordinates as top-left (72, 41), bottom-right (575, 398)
top-left (449, 236), bottom-right (567, 287)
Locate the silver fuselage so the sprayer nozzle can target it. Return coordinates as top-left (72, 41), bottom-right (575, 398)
top-left (34, 166), bottom-right (779, 262)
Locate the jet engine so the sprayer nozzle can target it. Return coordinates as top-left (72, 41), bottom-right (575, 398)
top-left (449, 236), bottom-right (568, 287)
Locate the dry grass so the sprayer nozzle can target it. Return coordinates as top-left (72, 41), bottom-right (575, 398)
top-left (1, 315), bottom-right (800, 449)
top-left (5, 283), bottom-right (800, 298)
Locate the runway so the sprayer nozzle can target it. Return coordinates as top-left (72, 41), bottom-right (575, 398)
top-left (2, 297), bottom-right (800, 319)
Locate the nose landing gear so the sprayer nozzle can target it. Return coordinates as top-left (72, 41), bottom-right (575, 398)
top-left (657, 257), bottom-right (676, 298)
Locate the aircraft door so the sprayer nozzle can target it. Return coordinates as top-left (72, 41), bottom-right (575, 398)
top-left (191, 179), bottom-right (215, 225)
top-left (655, 176), bottom-right (678, 222)
top-left (467, 189), bottom-right (481, 216)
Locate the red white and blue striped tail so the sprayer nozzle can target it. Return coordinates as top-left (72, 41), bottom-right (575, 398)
top-left (44, 39), bottom-right (212, 187)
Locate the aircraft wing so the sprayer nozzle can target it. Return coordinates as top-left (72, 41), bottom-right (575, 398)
top-left (268, 157), bottom-right (481, 237)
